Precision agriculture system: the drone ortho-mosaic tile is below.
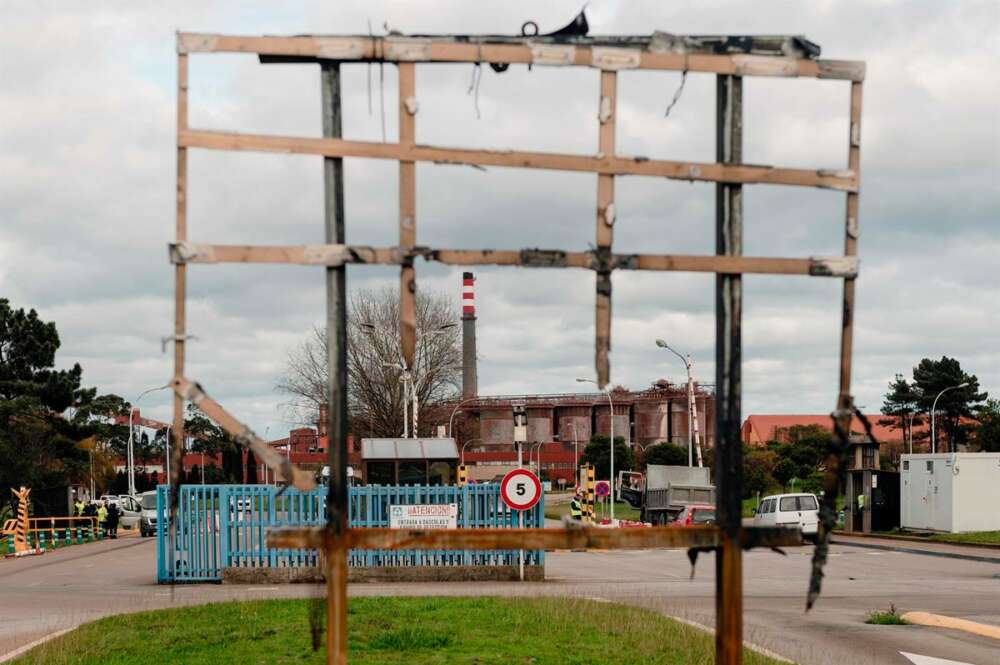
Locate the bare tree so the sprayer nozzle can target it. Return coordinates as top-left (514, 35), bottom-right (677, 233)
top-left (276, 286), bottom-right (461, 437)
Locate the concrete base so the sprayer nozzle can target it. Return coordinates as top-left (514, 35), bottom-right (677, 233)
top-left (222, 564), bottom-right (544, 584)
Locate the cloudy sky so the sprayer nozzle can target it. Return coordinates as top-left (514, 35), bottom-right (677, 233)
top-left (2, 1), bottom-right (997, 437)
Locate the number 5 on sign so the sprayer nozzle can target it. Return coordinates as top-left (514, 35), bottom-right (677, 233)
top-left (500, 469), bottom-right (541, 511)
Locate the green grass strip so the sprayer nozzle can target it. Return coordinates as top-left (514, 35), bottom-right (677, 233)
top-left (12, 597), bottom-right (786, 665)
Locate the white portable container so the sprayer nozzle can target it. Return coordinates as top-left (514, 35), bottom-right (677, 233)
top-left (900, 453), bottom-right (1000, 533)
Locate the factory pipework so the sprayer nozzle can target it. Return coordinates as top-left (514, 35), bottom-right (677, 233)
top-left (462, 271), bottom-right (478, 399)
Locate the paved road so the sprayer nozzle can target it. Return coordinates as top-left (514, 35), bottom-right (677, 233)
top-left (1, 534), bottom-right (998, 664)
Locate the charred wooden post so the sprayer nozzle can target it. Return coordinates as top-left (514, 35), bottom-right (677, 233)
top-left (321, 62), bottom-right (350, 665)
top-left (714, 72), bottom-right (743, 665)
top-left (169, 50), bottom-right (189, 566)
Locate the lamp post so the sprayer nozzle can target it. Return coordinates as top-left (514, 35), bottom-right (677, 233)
top-left (363, 321), bottom-right (456, 438)
top-left (906, 411), bottom-right (918, 455)
top-left (128, 384), bottom-right (170, 497)
top-left (568, 422), bottom-right (579, 472)
top-left (577, 378), bottom-right (614, 523)
top-left (460, 438), bottom-right (483, 465)
top-left (655, 339), bottom-right (702, 468)
top-left (530, 441), bottom-right (545, 476)
top-left (931, 382), bottom-right (969, 454)
top-left (448, 396), bottom-right (479, 438)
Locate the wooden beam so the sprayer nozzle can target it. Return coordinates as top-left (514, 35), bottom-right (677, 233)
top-left (171, 377), bottom-right (317, 491)
top-left (176, 33), bottom-right (865, 81)
top-left (595, 70), bottom-right (616, 389)
top-left (167, 242), bottom-right (858, 277)
top-left (265, 524), bottom-right (803, 552)
top-left (399, 62), bottom-right (417, 371)
top-left (171, 53), bottom-right (188, 509)
top-left (179, 129), bottom-right (858, 192)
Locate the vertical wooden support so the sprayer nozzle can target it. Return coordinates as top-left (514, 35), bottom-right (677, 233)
top-left (321, 62), bottom-right (349, 665)
top-left (595, 70), bottom-right (617, 388)
top-left (837, 81), bottom-right (863, 408)
top-left (171, 52), bottom-right (188, 506)
top-left (714, 73), bottom-right (743, 665)
top-left (398, 63), bottom-right (417, 371)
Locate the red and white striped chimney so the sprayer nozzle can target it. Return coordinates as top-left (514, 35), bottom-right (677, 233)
top-left (461, 272), bottom-right (477, 398)
top-left (462, 272), bottom-right (475, 316)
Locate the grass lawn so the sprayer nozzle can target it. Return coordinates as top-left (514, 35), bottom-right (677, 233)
top-left (925, 531), bottom-right (1000, 545)
top-left (12, 597), bottom-right (786, 665)
top-left (544, 500), bottom-right (641, 522)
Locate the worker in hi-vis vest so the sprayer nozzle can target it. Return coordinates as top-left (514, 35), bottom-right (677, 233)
top-left (569, 492), bottom-right (583, 520)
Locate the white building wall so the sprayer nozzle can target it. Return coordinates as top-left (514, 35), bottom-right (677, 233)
top-left (952, 453), bottom-right (1000, 532)
top-left (902, 453), bottom-right (1000, 533)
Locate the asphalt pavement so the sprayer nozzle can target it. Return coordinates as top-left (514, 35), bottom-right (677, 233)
top-left (1, 533), bottom-right (998, 665)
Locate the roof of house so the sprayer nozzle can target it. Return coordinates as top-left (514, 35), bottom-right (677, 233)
top-left (741, 414), bottom-right (922, 444)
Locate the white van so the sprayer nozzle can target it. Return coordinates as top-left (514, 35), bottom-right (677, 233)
top-left (753, 493), bottom-right (820, 542)
top-left (139, 491), bottom-right (159, 537)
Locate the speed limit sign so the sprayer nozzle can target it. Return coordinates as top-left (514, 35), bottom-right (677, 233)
top-left (500, 468), bottom-right (541, 511)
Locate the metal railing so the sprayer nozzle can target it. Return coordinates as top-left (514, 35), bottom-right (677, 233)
top-left (156, 484), bottom-right (543, 583)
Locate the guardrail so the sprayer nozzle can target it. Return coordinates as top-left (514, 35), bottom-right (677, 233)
top-left (2, 516), bottom-right (102, 553)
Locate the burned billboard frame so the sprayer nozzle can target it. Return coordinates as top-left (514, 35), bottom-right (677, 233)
top-left (168, 25), bottom-right (864, 665)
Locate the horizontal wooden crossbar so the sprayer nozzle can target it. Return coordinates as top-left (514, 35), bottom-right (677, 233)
top-left (172, 376), bottom-right (316, 491)
top-left (266, 524), bottom-right (802, 551)
top-left (168, 242), bottom-right (859, 277)
top-left (179, 129), bottom-right (858, 192)
top-left (176, 33), bottom-right (865, 81)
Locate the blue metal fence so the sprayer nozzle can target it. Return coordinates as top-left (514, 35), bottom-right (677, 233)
top-left (156, 484), bottom-right (544, 583)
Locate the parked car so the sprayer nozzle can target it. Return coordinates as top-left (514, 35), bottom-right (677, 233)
top-left (674, 503), bottom-right (716, 526)
top-left (139, 491), bottom-right (159, 537)
top-left (753, 493), bottom-right (819, 542)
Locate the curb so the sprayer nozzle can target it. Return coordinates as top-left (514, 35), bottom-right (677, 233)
top-left (831, 538), bottom-right (1000, 564)
top-left (833, 530), bottom-right (1000, 551)
top-left (901, 611), bottom-right (1000, 641)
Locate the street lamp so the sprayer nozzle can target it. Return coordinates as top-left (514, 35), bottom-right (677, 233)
top-left (364, 321), bottom-right (456, 438)
top-left (448, 396), bottom-right (480, 438)
top-left (530, 441), bottom-right (545, 475)
top-left (460, 438), bottom-right (483, 465)
top-left (568, 422), bottom-right (579, 472)
top-left (655, 339), bottom-right (702, 468)
top-left (577, 378), bottom-right (615, 523)
top-left (931, 382), bottom-right (969, 454)
top-left (128, 384), bottom-right (170, 497)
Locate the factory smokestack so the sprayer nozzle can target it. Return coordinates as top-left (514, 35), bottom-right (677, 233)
top-left (461, 272), bottom-right (478, 399)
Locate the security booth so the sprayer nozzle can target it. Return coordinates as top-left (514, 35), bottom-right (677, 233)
top-left (843, 433), bottom-right (900, 533)
top-left (360, 438), bottom-right (458, 486)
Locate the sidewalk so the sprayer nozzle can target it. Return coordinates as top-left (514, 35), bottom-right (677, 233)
top-left (832, 534), bottom-right (1000, 564)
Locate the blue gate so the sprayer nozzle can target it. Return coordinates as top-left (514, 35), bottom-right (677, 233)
top-left (156, 484), bottom-right (544, 583)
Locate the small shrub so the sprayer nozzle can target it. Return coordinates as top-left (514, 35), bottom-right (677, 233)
top-left (865, 604), bottom-right (908, 625)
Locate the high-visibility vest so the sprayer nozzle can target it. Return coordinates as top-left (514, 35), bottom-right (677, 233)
top-left (569, 498), bottom-right (582, 519)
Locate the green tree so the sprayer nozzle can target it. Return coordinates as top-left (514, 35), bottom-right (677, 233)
top-left (975, 399), bottom-right (1000, 452)
top-left (773, 458), bottom-right (798, 489)
top-left (912, 357), bottom-right (987, 452)
top-left (642, 442), bottom-right (687, 467)
top-left (184, 404), bottom-right (243, 483)
top-left (0, 299), bottom-right (127, 506)
top-left (880, 374), bottom-right (923, 445)
top-left (743, 448), bottom-right (778, 498)
top-left (580, 434), bottom-right (634, 481)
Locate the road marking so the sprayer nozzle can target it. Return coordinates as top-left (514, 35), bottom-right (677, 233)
top-left (900, 651), bottom-right (975, 665)
top-left (247, 586), bottom-right (280, 591)
top-left (662, 614), bottom-right (794, 663)
top-left (901, 611), bottom-right (1000, 641)
top-left (0, 628), bottom-right (73, 663)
